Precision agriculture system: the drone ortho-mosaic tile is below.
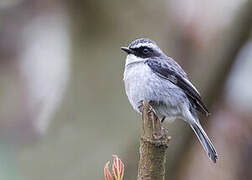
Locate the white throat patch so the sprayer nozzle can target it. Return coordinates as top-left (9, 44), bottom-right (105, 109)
top-left (125, 54), bottom-right (145, 66)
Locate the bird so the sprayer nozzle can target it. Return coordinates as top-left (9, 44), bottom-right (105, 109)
top-left (121, 38), bottom-right (218, 163)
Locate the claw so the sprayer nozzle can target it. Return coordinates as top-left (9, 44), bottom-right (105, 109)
top-left (148, 104), bottom-right (157, 115)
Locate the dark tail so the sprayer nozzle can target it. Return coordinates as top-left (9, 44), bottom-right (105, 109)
top-left (190, 123), bottom-right (218, 163)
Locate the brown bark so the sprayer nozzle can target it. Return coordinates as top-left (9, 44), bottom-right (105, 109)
top-left (137, 100), bottom-right (170, 180)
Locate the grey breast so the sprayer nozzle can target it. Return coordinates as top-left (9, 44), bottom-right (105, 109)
top-left (124, 61), bottom-right (188, 118)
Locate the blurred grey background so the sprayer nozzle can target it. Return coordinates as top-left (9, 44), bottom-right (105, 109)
top-left (0, 0), bottom-right (251, 179)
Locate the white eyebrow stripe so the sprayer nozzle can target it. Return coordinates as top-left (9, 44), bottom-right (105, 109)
top-left (131, 43), bottom-right (156, 49)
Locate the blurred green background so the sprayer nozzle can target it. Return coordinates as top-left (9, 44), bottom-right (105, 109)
top-left (0, 0), bottom-right (252, 179)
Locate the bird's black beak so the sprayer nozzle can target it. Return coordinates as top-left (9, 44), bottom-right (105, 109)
top-left (121, 46), bottom-right (133, 54)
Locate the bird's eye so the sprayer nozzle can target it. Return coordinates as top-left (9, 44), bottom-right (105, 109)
top-left (143, 48), bottom-right (149, 54)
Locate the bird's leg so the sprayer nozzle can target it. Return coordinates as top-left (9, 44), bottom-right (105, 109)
top-left (139, 100), bottom-right (157, 115)
top-left (146, 100), bottom-right (157, 115)
top-left (147, 104), bottom-right (157, 116)
top-left (142, 100), bottom-right (170, 140)
top-left (142, 101), bottom-right (165, 123)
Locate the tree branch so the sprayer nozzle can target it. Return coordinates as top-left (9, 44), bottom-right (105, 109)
top-left (137, 100), bottom-right (170, 180)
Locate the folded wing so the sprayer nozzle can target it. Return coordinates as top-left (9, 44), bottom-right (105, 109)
top-left (146, 57), bottom-right (210, 116)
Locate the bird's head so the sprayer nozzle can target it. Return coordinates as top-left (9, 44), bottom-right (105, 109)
top-left (121, 38), bottom-right (164, 65)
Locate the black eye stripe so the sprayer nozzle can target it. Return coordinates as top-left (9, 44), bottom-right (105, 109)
top-left (130, 46), bottom-right (159, 58)
top-left (132, 47), bottom-right (152, 54)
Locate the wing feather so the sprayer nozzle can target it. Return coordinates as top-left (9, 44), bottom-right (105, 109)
top-left (146, 57), bottom-right (210, 116)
